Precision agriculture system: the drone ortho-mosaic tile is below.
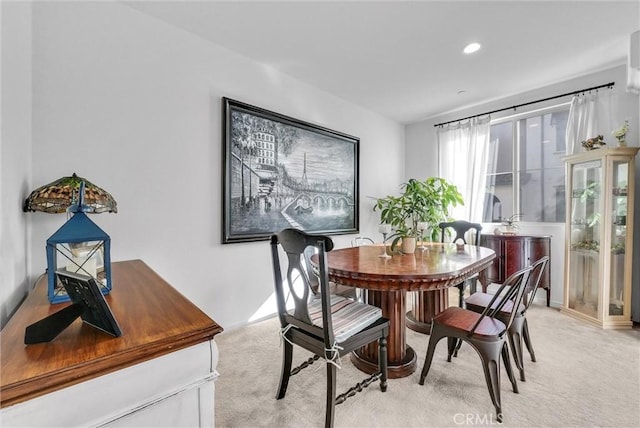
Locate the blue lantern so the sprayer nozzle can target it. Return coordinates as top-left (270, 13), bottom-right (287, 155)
top-left (46, 211), bottom-right (112, 303)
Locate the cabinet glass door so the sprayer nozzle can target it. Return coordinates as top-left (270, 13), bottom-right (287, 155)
top-left (609, 160), bottom-right (628, 316)
top-left (568, 159), bottom-right (601, 319)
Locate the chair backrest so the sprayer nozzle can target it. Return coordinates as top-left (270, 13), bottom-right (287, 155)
top-left (303, 245), bottom-right (321, 295)
top-left (522, 256), bottom-right (550, 313)
top-left (439, 220), bottom-right (482, 245)
top-left (469, 265), bottom-right (533, 335)
top-left (271, 228), bottom-right (336, 346)
top-left (351, 236), bottom-right (375, 247)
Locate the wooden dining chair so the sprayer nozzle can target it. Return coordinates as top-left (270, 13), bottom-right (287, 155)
top-left (439, 220), bottom-right (483, 307)
top-left (419, 265), bottom-right (533, 423)
top-left (464, 256), bottom-right (550, 382)
top-left (271, 228), bottom-right (390, 428)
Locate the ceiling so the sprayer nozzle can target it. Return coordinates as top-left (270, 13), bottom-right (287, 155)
top-left (126, 1), bottom-right (640, 124)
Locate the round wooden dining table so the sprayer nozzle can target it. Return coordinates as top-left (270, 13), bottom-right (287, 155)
top-left (322, 243), bottom-right (495, 378)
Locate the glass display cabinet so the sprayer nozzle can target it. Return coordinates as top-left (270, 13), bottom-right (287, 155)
top-left (562, 147), bottom-right (638, 328)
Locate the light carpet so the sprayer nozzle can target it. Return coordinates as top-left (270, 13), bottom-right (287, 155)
top-left (214, 302), bottom-right (640, 428)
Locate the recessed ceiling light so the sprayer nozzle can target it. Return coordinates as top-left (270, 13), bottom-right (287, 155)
top-left (463, 42), bottom-right (481, 54)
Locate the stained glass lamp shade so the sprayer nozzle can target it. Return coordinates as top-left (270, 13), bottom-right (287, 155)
top-left (23, 173), bottom-right (117, 214)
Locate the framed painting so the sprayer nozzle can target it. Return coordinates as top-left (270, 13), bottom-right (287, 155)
top-left (222, 98), bottom-right (359, 243)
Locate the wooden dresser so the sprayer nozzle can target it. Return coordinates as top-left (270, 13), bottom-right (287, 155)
top-left (0, 259), bottom-right (223, 427)
top-left (479, 234), bottom-right (551, 306)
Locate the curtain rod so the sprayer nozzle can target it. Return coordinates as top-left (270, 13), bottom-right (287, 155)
top-left (434, 81), bottom-right (615, 128)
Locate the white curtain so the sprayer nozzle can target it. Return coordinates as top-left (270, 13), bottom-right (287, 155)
top-left (565, 89), bottom-right (615, 155)
top-left (438, 116), bottom-right (491, 222)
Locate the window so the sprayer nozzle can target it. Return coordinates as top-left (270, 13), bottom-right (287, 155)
top-left (483, 105), bottom-right (570, 223)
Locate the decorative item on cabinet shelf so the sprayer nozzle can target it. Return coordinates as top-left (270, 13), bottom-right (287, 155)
top-left (612, 185), bottom-right (628, 196)
top-left (611, 242), bottom-right (625, 254)
top-left (581, 135), bottom-right (606, 151)
top-left (572, 240), bottom-right (600, 252)
top-left (571, 212), bottom-right (601, 249)
top-left (612, 120), bottom-right (629, 147)
top-left (614, 215), bottom-right (627, 226)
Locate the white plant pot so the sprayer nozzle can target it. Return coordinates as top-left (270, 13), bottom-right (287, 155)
top-left (401, 237), bottom-right (416, 254)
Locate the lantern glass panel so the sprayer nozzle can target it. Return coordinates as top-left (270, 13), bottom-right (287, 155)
top-left (51, 240), bottom-right (109, 301)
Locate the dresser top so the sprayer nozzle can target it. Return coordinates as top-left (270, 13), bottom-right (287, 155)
top-left (0, 260), bottom-right (223, 407)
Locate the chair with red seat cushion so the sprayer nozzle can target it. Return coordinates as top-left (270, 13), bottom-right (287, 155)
top-left (464, 256), bottom-right (549, 382)
top-left (419, 265), bottom-right (534, 423)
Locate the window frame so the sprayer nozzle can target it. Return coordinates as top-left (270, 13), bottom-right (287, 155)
top-left (486, 102), bottom-right (571, 224)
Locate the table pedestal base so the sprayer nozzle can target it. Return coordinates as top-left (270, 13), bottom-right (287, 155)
top-left (355, 289), bottom-right (416, 378)
top-left (406, 289), bottom-right (449, 334)
top-left (351, 345), bottom-right (416, 379)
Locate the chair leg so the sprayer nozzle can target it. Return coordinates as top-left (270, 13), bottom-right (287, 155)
top-left (501, 343), bottom-right (518, 393)
top-left (419, 329), bottom-right (445, 385)
top-left (379, 336), bottom-right (388, 392)
top-left (477, 341), bottom-right (503, 423)
top-left (453, 338), bottom-right (462, 357)
top-left (451, 282), bottom-right (465, 359)
top-left (457, 283), bottom-right (464, 307)
top-left (522, 318), bottom-right (536, 362)
top-left (325, 362), bottom-right (337, 428)
top-left (447, 337), bottom-right (457, 362)
top-left (508, 320), bottom-right (526, 382)
top-left (276, 341), bottom-right (293, 399)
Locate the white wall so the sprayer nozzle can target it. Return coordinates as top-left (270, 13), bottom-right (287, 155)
top-left (405, 65), bottom-right (640, 309)
top-left (6, 2), bottom-right (637, 330)
top-left (6, 1), bottom-right (403, 331)
top-left (1, 1), bottom-right (32, 327)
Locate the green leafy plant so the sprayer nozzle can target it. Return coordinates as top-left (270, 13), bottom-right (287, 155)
top-left (580, 181), bottom-right (599, 202)
top-left (586, 212), bottom-right (601, 228)
top-left (373, 177), bottom-right (464, 249)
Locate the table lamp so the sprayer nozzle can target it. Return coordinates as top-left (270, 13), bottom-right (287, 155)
top-left (23, 173), bottom-right (117, 303)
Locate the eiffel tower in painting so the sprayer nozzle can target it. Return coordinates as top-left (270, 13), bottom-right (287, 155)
top-left (301, 152), bottom-right (308, 184)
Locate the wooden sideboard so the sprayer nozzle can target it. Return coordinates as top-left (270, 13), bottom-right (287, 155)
top-left (0, 259), bottom-right (223, 426)
top-left (479, 234), bottom-right (551, 306)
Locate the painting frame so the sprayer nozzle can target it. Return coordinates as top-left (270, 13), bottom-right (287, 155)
top-left (222, 98), bottom-right (360, 244)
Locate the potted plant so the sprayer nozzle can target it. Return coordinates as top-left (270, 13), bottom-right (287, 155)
top-left (373, 177), bottom-right (464, 253)
top-left (500, 213), bottom-right (523, 235)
